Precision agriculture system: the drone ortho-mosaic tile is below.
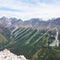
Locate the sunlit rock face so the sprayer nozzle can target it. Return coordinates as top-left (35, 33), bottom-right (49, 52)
top-left (0, 49), bottom-right (27, 60)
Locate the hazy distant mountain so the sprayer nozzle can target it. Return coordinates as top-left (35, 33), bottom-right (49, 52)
top-left (0, 17), bottom-right (60, 30)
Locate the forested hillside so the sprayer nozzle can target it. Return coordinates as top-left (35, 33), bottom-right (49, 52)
top-left (0, 26), bottom-right (60, 60)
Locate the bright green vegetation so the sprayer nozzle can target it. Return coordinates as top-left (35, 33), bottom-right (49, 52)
top-left (0, 27), bottom-right (60, 60)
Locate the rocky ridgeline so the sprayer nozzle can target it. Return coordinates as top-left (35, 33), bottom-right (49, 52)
top-left (0, 49), bottom-right (28, 60)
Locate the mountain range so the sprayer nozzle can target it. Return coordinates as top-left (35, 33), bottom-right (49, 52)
top-left (0, 17), bottom-right (60, 60)
top-left (0, 17), bottom-right (60, 30)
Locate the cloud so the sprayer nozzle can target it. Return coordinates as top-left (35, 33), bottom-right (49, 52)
top-left (0, 0), bottom-right (60, 20)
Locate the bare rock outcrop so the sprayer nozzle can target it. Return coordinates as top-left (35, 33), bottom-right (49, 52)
top-left (0, 49), bottom-right (27, 60)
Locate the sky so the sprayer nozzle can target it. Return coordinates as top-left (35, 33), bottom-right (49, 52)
top-left (0, 0), bottom-right (60, 20)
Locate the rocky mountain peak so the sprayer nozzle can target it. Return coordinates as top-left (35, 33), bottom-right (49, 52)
top-left (0, 49), bottom-right (27, 60)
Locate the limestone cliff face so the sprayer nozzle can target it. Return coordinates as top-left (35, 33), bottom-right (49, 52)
top-left (0, 49), bottom-right (27, 60)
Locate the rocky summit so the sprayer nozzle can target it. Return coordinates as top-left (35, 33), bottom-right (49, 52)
top-left (0, 49), bottom-right (27, 60)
